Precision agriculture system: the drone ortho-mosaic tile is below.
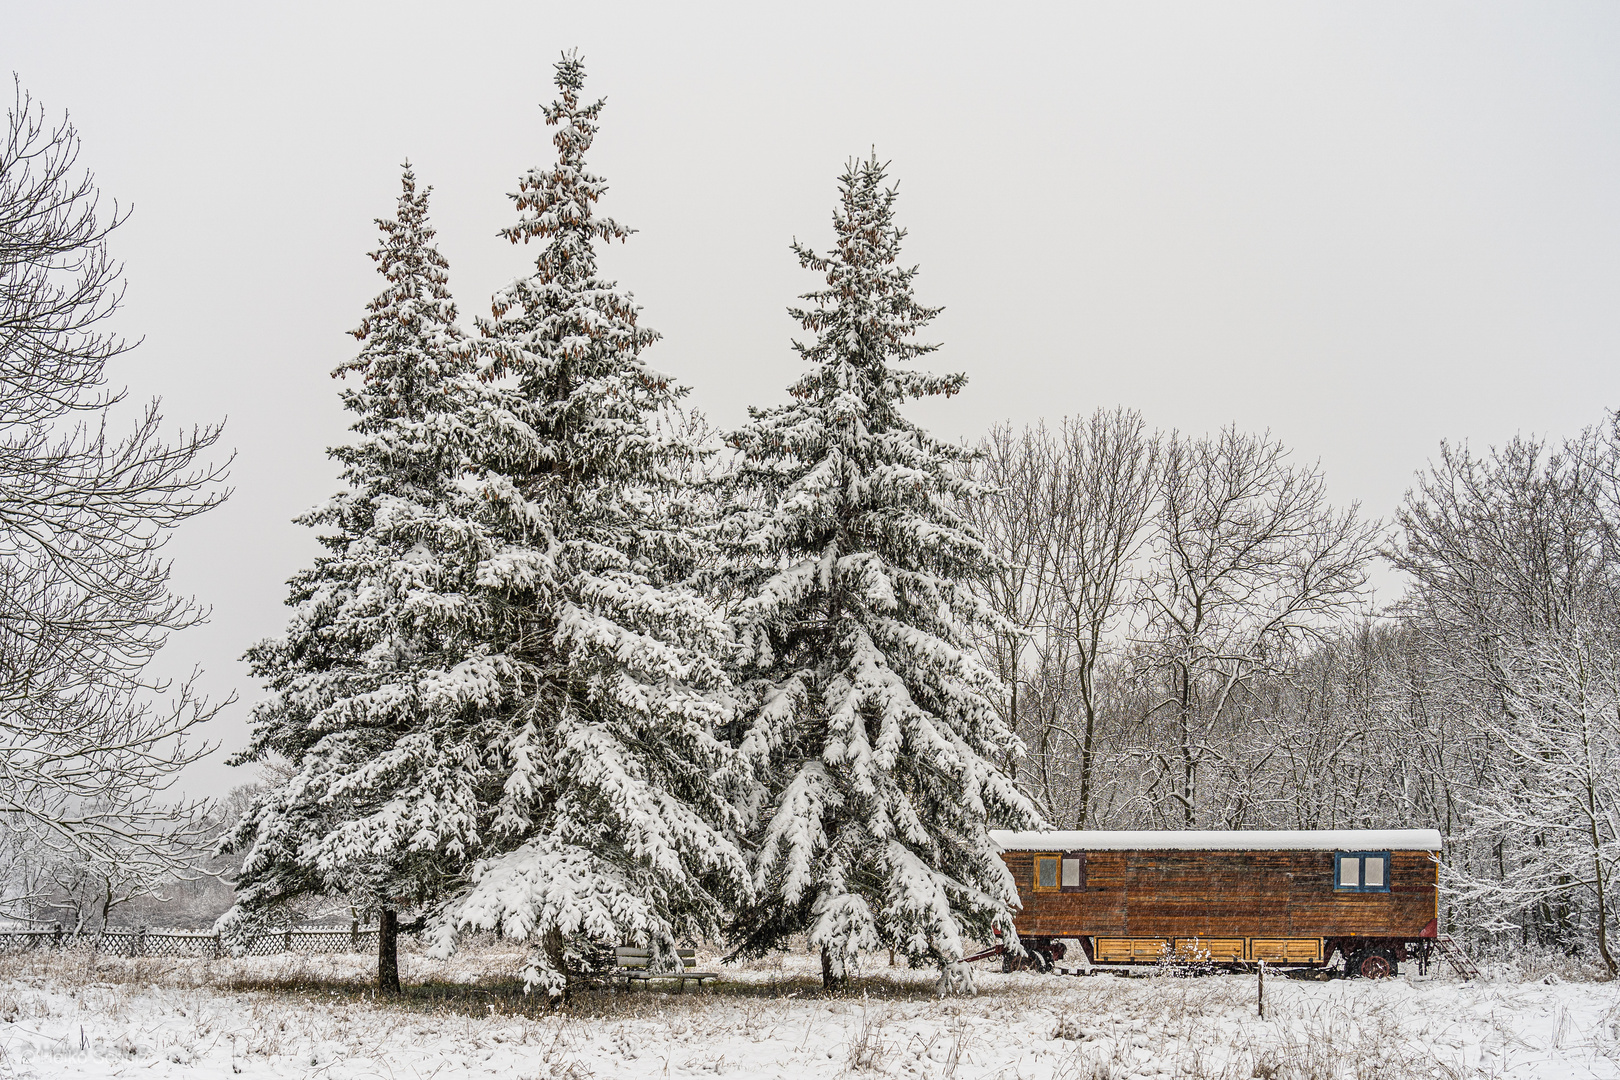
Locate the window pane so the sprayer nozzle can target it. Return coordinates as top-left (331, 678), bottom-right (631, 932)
top-left (1038, 858), bottom-right (1057, 888)
top-left (1062, 858), bottom-right (1081, 887)
top-left (1338, 856), bottom-right (1361, 887)
top-left (1364, 855), bottom-right (1385, 887)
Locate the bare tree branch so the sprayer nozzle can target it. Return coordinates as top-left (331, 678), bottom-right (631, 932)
top-left (0, 79), bottom-right (231, 895)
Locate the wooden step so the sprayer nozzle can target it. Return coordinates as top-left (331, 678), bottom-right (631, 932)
top-left (1435, 934), bottom-right (1480, 979)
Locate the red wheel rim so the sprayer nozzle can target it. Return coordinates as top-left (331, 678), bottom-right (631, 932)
top-left (1359, 954), bottom-right (1393, 979)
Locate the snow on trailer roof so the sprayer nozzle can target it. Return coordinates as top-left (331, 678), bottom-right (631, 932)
top-left (989, 829), bottom-right (1443, 852)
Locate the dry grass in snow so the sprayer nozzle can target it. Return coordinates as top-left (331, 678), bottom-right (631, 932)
top-left (0, 940), bottom-right (1616, 1078)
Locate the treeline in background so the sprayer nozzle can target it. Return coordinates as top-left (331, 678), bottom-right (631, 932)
top-left (964, 410), bottom-right (1620, 974)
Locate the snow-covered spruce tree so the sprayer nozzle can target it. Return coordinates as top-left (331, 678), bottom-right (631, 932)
top-left (428, 53), bottom-right (750, 998)
top-left (720, 155), bottom-right (1042, 992)
top-left (225, 164), bottom-right (492, 992)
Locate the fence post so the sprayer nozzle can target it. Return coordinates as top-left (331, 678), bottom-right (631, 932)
top-left (1257, 959), bottom-right (1265, 1019)
top-left (214, 932), bottom-right (223, 960)
top-left (351, 917), bottom-right (359, 953)
top-left (52, 922), bottom-right (62, 949)
top-left (137, 925), bottom-right (148, 958)
top-left (284, 926), bottom-right (293, 953)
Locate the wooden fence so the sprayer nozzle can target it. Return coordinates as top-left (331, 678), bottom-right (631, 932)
top-left (0, 923), bottom-right (379, 958)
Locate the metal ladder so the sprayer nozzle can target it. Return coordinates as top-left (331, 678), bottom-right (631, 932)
top-left (1434, 934), bottom-right (1480, 979)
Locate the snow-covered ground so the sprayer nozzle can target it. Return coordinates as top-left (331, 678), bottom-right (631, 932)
top-left (0, 942), bottom-right (1615, 1079)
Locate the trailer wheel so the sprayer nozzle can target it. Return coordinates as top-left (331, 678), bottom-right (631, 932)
top-left (1352, 947), bottom-right (1397, 979)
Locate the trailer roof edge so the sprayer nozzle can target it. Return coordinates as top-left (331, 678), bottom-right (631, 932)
top-left (988, 829), bottom-right (1444, 852)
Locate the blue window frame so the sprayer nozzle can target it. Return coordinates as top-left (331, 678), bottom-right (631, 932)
top-left (1335, 851), bottom-right (1391, 893)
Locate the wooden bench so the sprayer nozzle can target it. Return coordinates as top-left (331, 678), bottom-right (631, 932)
top-left (613, 947), bottom-right (718, 988)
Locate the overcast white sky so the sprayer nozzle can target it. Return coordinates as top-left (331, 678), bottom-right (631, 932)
top-left (9, 2), bottom-right (1620, 797)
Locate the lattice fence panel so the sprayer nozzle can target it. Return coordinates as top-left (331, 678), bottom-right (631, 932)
top-left (291, 929), bottom-right (376, 954)
top-left (0, 930), bottom-right (62, 951)
top-left (124, 932), bottom-right (222, 958)
top-left (0, 926), bottom-right (379, 957)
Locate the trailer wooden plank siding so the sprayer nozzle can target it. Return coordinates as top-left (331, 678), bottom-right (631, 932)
top-left (990, 829), bottom-right (1442, 978)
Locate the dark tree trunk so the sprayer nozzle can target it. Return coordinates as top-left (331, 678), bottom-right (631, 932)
top-left (1076, 679), bottom-right (1097, 828)
top-left (1589, 792), bottom-right (1618, 979)
top-left (542, 927), bottom-right (569, 1002)
top-left (378, 908), bottom-right (401, 994)
top-left (820, 945), bottom-right (845, 991)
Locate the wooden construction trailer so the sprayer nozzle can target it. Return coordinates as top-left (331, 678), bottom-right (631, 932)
top-left (990, 829), bottom-right (1442, 978)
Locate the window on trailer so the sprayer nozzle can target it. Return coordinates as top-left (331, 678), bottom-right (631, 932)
top-left (1033, 853), bottom-right (1086, 892)
top-left (1035, 854), bottom-right (1060, 891)
top-left (1061, 852), bottom-right (1086, 892)
top-left (1334, 852), bottom-right (1391, 892)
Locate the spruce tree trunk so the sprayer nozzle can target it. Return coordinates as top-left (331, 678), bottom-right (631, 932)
top-left (378, 908), bottom-right (401, 994)
top-left (542, 927), bottom-right (568, 1001)
top-left (820, 946), bottom-right (845, 991)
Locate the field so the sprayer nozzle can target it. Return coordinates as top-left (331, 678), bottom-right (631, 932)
top-left (0, 942), bottom-right (1616, 1079)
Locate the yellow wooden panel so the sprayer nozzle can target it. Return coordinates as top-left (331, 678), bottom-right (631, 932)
top-left (1094, 938), bottom-right (1171, 962)
top-left (1248, 938), bottom-right (1323, 963)
top-left (1289, 939), bottom-right (1324, 963)
top-left (1172, 938), bottom-right (1246, 962)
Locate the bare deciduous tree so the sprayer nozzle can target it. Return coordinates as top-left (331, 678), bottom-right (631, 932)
top-left (959, 422), bottom-right (1063, 798)
top-left (961, 411), bottom-right (1158, 826)
top-left (1044, 410), bottom-right (1158, 827)
top-left (0, 81), bottom-right (229, 907)
top-left (1133, 427), bottom-right (1378, 827)
top-left (1394, 433), bottom-right (1619, 973)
